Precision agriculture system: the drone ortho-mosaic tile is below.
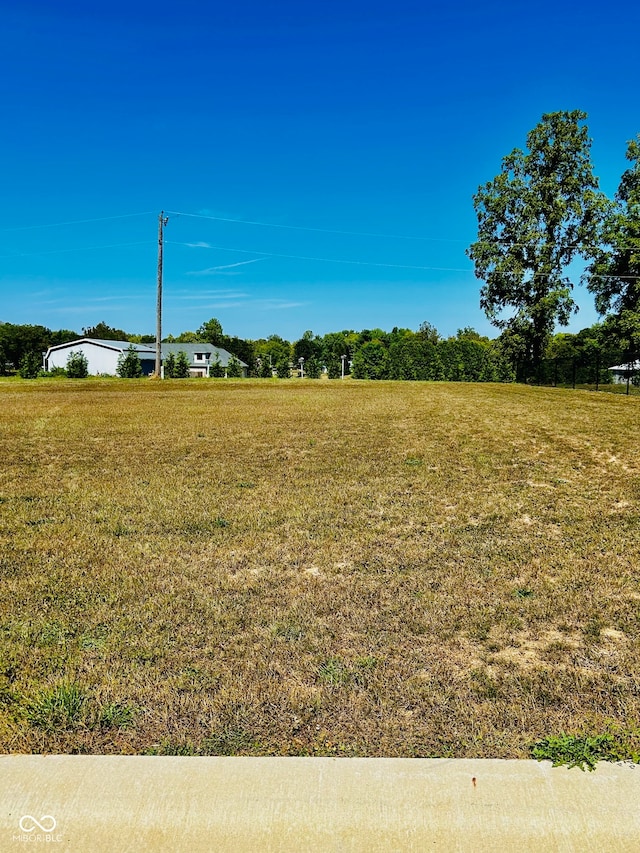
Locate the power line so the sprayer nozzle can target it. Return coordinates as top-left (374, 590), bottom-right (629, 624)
top-left (1, 207), bottom-right (636, 253)
top-left (1, 207), bottom-right (634, 280)
top-left (171, 240), bottom-right (640, 280)
top-left (167, 209), bottom-right (640, 252)
top-left (0, 212), bottom-right (154, 233)
top-left (166, 209), bottom-right (467, 244)
top-left (166, 240), bottom-right (473, 273)
top-left (0, 241), bottom-right (152, 260)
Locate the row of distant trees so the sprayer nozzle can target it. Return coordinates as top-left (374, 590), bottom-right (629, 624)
top-left (279, 325), bottom-right (512, 381)
top-left (0, 315), bottom-right (630, 383)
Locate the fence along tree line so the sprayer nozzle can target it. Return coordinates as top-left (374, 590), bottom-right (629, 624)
top-left (530, 353), bottom-right (639, 395)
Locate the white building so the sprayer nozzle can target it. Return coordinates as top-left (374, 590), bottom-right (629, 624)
top-left (608, 360), bottom-right (640, 384)
top-left (44, 339), bottom-right (247, 377)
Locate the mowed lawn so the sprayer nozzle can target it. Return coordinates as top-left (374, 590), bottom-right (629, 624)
top-left (1, 378), bottom-right (639, 758)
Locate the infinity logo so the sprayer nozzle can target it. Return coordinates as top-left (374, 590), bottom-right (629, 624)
top-left (19, 815), bottom-right (57, 833)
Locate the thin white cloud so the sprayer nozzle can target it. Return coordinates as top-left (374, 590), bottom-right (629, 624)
top-left (171, 290), bottom-right (249, 301)
top-left (187, 257), bottom-right (266, 275)
top-left (87, 294), bottom-right (143, 303)
top-left (199, 301), bottom-right (248, 309)
top-left (180, 296), bottom-right (307, 312)
top-left (48, 303), bottom-right (135, 315)
top-left (257, 300), bottom-right (305, 310)
top-left (5, 291), bottom-right (142, 307)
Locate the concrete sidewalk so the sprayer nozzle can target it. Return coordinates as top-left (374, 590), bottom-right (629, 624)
top-left (1, 756), bottom-right (639, 852)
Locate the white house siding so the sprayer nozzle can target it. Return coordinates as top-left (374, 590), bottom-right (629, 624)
top-left (47, 341), bottom-right (121, 375)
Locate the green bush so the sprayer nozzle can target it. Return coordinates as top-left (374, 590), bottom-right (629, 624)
top-left (276, 356), bottom-right (291, 378)
top-left (174, 350), bottom-right (190, 378)
top-left (66, 350), bottom-right (89, 378)
top-left (117, 345), bottom-right (143, 378)
top-left (18, 351), bottom-right (41, 379)
top-left (352, 341), bottom-right (390, 379)
top-left (304, 357), bottom-right (322, 378)
top-left (227, 355), bottom-right (243, 378)
top-left (209, 356), bottom-right (225, 378)
top-left (258, 357), bottom-right (273, 378)
top-left (164, 352), bottom-right (176, 378)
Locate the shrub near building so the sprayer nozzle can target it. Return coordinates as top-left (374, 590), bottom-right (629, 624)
top-left (65, 351), bottom-right (89, 378)
top-left (116, 345), bottom-right (143, 378)
top-left (173, 351), bottom-right (190, 378)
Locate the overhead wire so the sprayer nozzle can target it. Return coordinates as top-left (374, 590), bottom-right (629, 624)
top-left (166, 240), bottom-right (472, 273)
top-left (0, 241), bottom-right (152, 260)
top-left (0, 212), bottom-right (154, 232)
top-left (166, 209), bottom-right (640, 251)
top-left (166, 209), bottom-right (466, 244)
top-left (0, 208), bottom-right (636, 279)
top-left (168, 240), bottom-right (640, 279)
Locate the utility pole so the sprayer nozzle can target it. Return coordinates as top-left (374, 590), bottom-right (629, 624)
top-left (155, 211), bottom-right (169, 377)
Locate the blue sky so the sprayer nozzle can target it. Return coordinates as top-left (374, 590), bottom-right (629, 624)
top-left (1, 0), bottom-right (639, 342)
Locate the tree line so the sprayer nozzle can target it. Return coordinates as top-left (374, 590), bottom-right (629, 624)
top-left (2, 314), bottom-right (628, 384)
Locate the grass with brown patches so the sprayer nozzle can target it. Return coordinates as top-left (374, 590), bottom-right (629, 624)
top-left (1, 378), bottom-right (639, 757)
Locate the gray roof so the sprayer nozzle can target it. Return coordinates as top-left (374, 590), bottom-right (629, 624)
top-left (46, 338), bottom-right (154, 354)
top-left (90, 339), bottom-right (154, 351)
top-left (159, 343), bottom-right (247, 367)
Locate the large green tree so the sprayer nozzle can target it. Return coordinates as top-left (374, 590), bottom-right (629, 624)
top-left (254, 335), bottom-right (291, 378)
top-left (293, 331), bottom-right (322, 378)
top-left (319, 331), bottom-right (351, 378)
top-left (351, 339), bottom-right (390, 379)
top-left (468, 110), bottom-right (605, 369)
top-left (224, 336), bottom-right (255, 374)
top-left (197, 317), bottom-right (224, 346)
top-left (49, 329), bottom-right (80, 346)
top-left (585, 135), bottom-right (640, 353)
top-left (172, 331), bottom-right (200, 343)
top-left (0, 323), bottom-right (51, 368)
top-left (83, 321), bottom-right (129, 341)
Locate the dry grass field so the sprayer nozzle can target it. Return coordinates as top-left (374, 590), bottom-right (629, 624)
top-left (1, 378), bottom-right (639, 759)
